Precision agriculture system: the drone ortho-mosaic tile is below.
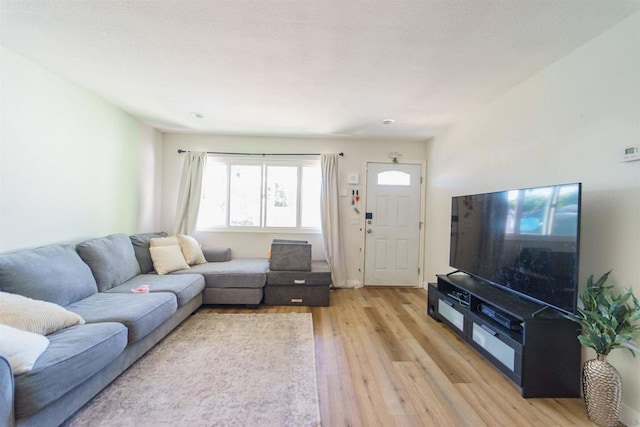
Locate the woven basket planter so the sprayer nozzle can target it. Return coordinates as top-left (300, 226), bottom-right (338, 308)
top-left (582, 354), bottom-right (622, 427)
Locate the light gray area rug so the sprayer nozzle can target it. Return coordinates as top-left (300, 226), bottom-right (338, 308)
top-left (63, 313), bottom-right (321, 427)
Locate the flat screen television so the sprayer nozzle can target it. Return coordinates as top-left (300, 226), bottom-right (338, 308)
top-left (449, 183), bottom-right (581, 314)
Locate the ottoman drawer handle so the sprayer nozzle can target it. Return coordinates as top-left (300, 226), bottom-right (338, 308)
top-left (294, 280), bottom-right (306, 284)
top-left (291, 298), bottom-right (303, 303)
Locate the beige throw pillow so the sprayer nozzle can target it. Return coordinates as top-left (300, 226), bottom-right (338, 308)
top-left (149, 235), bottom-right (180, 247)
top-left (177, 235), bottom-right (207, 265)
top-left (0, 324), bottom-right (50, 374)
top-left (0, 291), bottom-right (85, 335)
top-left (149, 245), bottom-right (190, 275)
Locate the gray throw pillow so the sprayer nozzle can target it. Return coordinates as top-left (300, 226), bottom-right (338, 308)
top-left (130, 232), bottom-right (169, 273)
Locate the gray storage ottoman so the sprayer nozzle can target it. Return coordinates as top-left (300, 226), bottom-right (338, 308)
top-left (269, 241), bottom-right (312, 272)
top-left (265, 261), bottom-right (331, 306)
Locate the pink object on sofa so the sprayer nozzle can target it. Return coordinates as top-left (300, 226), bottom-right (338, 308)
top-left (130, 285), bottom-right (150, 293)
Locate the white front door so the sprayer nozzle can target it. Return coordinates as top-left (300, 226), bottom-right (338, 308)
top-left (364, 163), bottom-right (422, 286)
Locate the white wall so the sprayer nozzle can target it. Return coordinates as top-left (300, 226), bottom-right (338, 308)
top-left (161, 133), bottom-right (428, 286)
top-left (138, 127), bottom-right (164, 233)
top-left (0, 48), bottom-right (163, 252)
top-left (424, 13), bottom-right (640, 423)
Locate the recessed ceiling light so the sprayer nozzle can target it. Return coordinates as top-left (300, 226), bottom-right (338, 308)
top-left (382, 119), bottom-right (395, 125)
top-left (190, 112), bottom-right (204, 119)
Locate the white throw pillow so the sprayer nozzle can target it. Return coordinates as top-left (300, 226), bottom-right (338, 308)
top-left (149, 245), bottom-right (190, 275)
top-left (0, 324), bottom-right (50, 374)
top-left (149, 236), bottom-right (180, 247)
top-left (177, 235), bottom-right (207, 265)
top-left (0, 291), bottom-right (85, 335)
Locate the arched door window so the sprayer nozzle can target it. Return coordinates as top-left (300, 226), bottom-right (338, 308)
top-left (377, 170), bottom-right (411, 186)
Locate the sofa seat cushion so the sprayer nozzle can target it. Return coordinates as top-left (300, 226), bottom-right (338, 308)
top-left (171, 258), bottom-right (269, 289)
top-left (65, 293), bottom-right (177, 343)
top-left (76, 233), bottom-right (141, 292)
top-left (108, 274), bottom-right (205, 307)
top-left (0, 244), bottom-right (97, 306)
top-left (14, 322), bottom-right (127, 418)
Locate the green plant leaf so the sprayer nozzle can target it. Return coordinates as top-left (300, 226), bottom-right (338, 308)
top-left (565, 271), bottom-right (640, 356)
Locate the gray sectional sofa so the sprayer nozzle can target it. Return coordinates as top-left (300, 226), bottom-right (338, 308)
top-left (0, 232), bottom-right (270, 427)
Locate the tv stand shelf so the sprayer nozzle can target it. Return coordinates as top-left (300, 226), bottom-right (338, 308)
top-left (432, 274), bottom-right (580, 398)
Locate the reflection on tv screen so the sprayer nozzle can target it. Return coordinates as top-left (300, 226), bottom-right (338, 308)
top-left (505, 186), bottom-right (579, 236)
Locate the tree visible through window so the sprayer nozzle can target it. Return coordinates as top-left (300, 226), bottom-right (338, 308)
top-left (197, 157), bottom-right (321, 230)
top-left (266, 166), bottom-right (297, 227)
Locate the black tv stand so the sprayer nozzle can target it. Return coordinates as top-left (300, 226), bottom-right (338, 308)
top-left (431, 274), bottom-right (580, 398)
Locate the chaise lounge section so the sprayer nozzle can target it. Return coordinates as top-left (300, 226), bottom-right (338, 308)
top-left (129, 232), bottom-right (270, 306)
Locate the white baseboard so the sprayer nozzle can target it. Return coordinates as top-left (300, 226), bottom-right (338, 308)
top-left (621, 403), bottom-right (640, 426)
top-left (346, 279), bottom-right (362, 289)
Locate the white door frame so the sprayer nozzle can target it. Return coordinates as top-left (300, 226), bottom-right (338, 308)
top-left (360, 160), bottom-right (426, 288)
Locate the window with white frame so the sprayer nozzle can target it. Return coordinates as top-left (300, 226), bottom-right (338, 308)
top-left (197, 156), bottom-right (322, 230)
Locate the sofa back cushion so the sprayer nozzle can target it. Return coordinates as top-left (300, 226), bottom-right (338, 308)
top-left (76, 234), bottom-right (141, 292)
top-left (0, 244), bottom-right (98, 306)
top-left (130, 232), bottom-right (168, 273)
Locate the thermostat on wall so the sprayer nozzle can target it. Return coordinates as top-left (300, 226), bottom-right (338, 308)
top-left (620, 145), bottom-right (639, 162)
top-left (347, 173), bottom-right (359, 184)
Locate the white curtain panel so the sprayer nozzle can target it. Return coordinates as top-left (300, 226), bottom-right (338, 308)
top-left (320, 153), bottom-right (347, 287)
top-left (173, 151), bottom-right (207, 235)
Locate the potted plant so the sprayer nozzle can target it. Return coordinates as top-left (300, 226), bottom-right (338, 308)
top-left (564, 271), bottom-right (640, 427)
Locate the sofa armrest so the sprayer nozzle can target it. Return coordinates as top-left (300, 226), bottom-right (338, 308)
top-left (202, 247), bottom-right (232, 262)
top-left (0, 353), bottom-right (15, 427)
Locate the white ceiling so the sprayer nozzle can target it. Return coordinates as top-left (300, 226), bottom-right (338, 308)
top-left (2, 1), bottom-right (639, 140)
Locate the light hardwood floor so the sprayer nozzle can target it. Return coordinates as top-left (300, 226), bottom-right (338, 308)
top-left (200, 287), bottom-right (593, 426)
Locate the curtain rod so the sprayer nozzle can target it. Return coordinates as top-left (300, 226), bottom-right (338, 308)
top-left (177, 149), bottom-right (343, 157)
